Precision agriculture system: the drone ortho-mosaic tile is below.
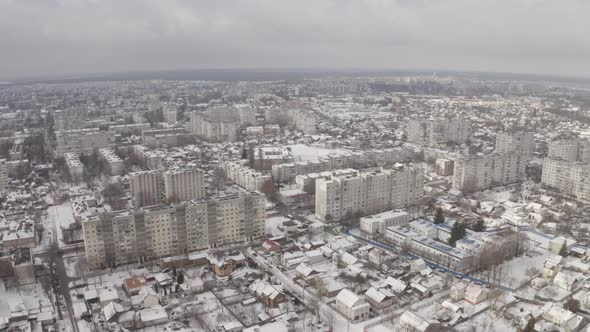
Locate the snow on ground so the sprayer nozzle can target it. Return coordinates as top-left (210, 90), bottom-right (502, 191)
top-left (266, 215), bottom-right (290, 237)
top-left (47, 202), bottom-right (76, 248)
top-left (496, 251), bottom-right (547, 289)
top-left (287, 144), bottom-right (346, 162)
top-left (455, 311), bottom-right (516, 332)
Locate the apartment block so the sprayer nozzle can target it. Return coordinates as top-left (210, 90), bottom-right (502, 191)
top-left (251, 146), bottom-right (294, 171)
top-left (548, 139), bottom-right (590, 163)
top-left (452, 153), bottom-right (526, 192)
top-left (82, 192), bottom-right (265, 269)
top-left (315, 165), bottom-right (423, 222)
top-left (54, 128), bottom-right (115, 156)
top-left (190, 109), bottom-right (240, 142)
top-left (495, 132), bottom-right (534, 157)
top-left (131, 145), bottom-right (164, 170)
top-left (164, 104), bottom-right (178, 124)
top-left (98, 148), bottom-right (124, 175)
top-left (272, 148), bottom-right (412, 183)
top-left (130, 168), bottom-right (206, 207)
top-left (163, 168), bottom-right (206, 203)
top-left (141, 128), bottom-right (193, 148)
top-left (222, 161), bottom-right (272, 192)
top-left (407, 119), bottom-right (471, 146)
top-left (64, 152), bottom-right (84, 181)
top-left (541, 157), bottom-right (590, 202)
top-left (0, 159), bottom-right (7, 193)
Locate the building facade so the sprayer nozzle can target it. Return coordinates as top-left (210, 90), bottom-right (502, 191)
top-left (495, 132), bottom-right (534, 157)
top-left (452, 153), bottom-right (527, 192)
top-left (541, 157), bottom-right (590, 202)
top-left (54, 128), bottom-right (115, 156)
top-left (83, 192), bottom-right (265, 269)
top-left (315, 165), bottom-right (424, 222)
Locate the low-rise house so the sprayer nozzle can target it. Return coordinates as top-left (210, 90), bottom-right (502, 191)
top-left (249, 279), bottom-right (287, 308)
top-left (296, 263), bottom-right (320, 280)
top-left (130, 287), bottom-right (159, 309)
top-left (365, 287), bottom-right (393, 309)
top-left (542, 303), bottom-right (584, 332)
top-left (553, 271), bottom-right (578, 291)
top-left (464, 283), bottom-right (489, 304)
top-left (335, 289), bottom-right (371, 323)
top-left (138, 305), bottom-right (168, 328)
top-left (123, 276), bottom-right (146, 295)
top-left (261, 239), bottom-right (281, 253)
top-left (98, 287), bottom-right (120, 307)
top-left (209, 252), bottom-right (246, 277)
top-left (399, 311), bottom-right (440, 332)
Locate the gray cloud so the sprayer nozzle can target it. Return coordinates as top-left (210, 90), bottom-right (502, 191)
top-left (1, 0), bottom-right (589, 79)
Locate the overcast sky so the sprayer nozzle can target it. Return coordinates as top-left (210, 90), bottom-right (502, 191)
top-left (1, 0), bottom-right (589, 80)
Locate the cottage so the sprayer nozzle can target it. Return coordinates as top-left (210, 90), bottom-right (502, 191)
top-left (249, 279), bottom-right (286, 308)
top-left (553, 271), bottom-right (578, 291)
top-left (98, 287), bottom-right (120, 307)
top-left (450, 282), bottom-right (467, 301)
top-left (335, 289), bottom-right (371, 322)
top-left (296, 263), bottom-right (320, 280)
top-left (464, 283), bottom-right (489, 304)
top-left (123, 276), bottom-right (146, 295)
top-left (364, 287), bottom-right (393, 309)
top-left (399, 311), bottom-right (440, 332)
top-left (138, 305), bottom-right (168, 328)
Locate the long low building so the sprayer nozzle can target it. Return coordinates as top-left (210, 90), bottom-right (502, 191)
top-left (360, 210), bottom-right (413, 234)
top-left (272, 148), bottom-right (413, 183)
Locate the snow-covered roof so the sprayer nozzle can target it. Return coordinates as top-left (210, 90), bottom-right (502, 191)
top-left (336, 289), bottom-right (362, 308)
top-left (139, 305), bottom-right (168, 323)
top-left (365, 287), bottom-right (389, 303)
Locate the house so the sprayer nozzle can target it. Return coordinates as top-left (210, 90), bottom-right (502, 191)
top-left (98, 287), bottom-right (120, 307)
top-left (123, 276), bottom-right (146, 295)
top-left (249, 279), bottom-right (286, 308)
top-left (103, 302), bottom-right (125, 323)
top-left (399, 311), bottom-right (440, 332)
top-left (220, 321), bottom-right (244, 332)
top-left (450, 282), bottom-right (467, 301)
top-left (382, 277), bottom-right (407, 294)
top-left (553, 271), bottom-right (578, 291)
top-left (296, 263), bottom-right (320, 280)
top-left (334, 289), bottom-right (371, 322)
top-left (261, 239), bottom-right (281, 253)
top-left (543, 255), bottom-right (563, 278)
top-left (130, 287), bottom-right (159, 309)
top-left (365, 287), bottom-right (393, 309)
top-left (541, 303), bottom-right (584, 332)
top-left (208, 251), bottom-right (246, 277)
top-left (464, 283), bottom-right (489, 304)
top-left (138, 305), bottom-right (168, 328)
top-left (305, 250), bottom-right (324, 264)
top-left (154, 273), bottom-right (173, 287)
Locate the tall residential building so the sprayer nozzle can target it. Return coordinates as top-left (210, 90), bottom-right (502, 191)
top-left (64, 152), bottom-right (84, 181)
top-left (548, 139), bottom-right (590, 163)
top-left (163, 168), bottom-right (206, 203)
top-left (130, 168), bottom-right (206, 207)
top-left (541, 158), bottom-right (590, 202)
top-left (82, 192), bottom-right (265, 269)
top-left (0, 159), bottom-right (7, 193)
top-left (98, 148), bottom-right (124, 175)
top-left (452, 153), bottom-right (527, 192)
top-left (315, 165), bottom-right (424, 222)
top-left (190, 108), bottom-right (241, 142)
top-left (54, 128), bottom-right (115, 156)
top-left (164, 104), bottom-right (178, 124)
top-left (407, 119), bottom-right (471, 146)
top-left (130, 170), bottom-right (165, 208)
top-left (495, 132), bottom-right (534, 157)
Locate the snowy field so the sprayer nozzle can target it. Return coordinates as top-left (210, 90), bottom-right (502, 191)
top-left (287, 144), bottom-right (347, 162)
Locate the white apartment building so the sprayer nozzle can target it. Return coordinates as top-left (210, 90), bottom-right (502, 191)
top-left (131, 145), bottom-right (164, 170)
top-left (0, 159), bottom-right (7, 193)
top-left (130, 167), bottom-right (206, 207)
top-left (130, 170), bottom-right (165, 208)
top-left (452, 153), bottom-right (526, 192)
top-left (64, 152), bottom-right (84, 181)
top-left (190, 110), bottom-right (240, 142)
top-left (542, 157), bottom-right (590, 202)
top-left (164, 104), bottom-right (178, 124)
top-left (407, 119), bottom-right (471, 146)
top-left (222, 161), bottom-right (272, 192)
top-left (315, 165), bottom-right (423, 222)
top-left (98, 149), bottom-right (124, 175)
top-left (272, 148), bottom-right (412, 183)
top-left (54, 128), bottom-right (115, 156)
top-left (495, 132), bottom-right (534, 157)
top-left (163, 168), bottom-right (206, 203)
top-left (83, 192), bottom-right (265, 269)
top-left (548, 139), bottom-right (590, 163)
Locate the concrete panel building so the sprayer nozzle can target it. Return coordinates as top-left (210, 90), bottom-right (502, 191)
top-left (452, 153), bottom-right (526, 192)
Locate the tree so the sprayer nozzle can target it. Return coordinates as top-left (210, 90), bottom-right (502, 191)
top-left (434, 207), bottom-right (445, 224)
top-left (177, 272), bottom-right (185, 284)
top-left (211, 167), bottom-right (227, 192)
top-left (473, 219), bottom-right (486, 232)
top-left (522, 316), bottom-right (535, 332)
top-left (564, 298), bottom-right (580, 313)
top-left (260, 179), bottom-right (278, 200)
top-left (448, 222), bottom-right (466, 247)
top-left (559, 240), bottom-right (568, 257)
top-left (172, 267), bottom-right (177, 277)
